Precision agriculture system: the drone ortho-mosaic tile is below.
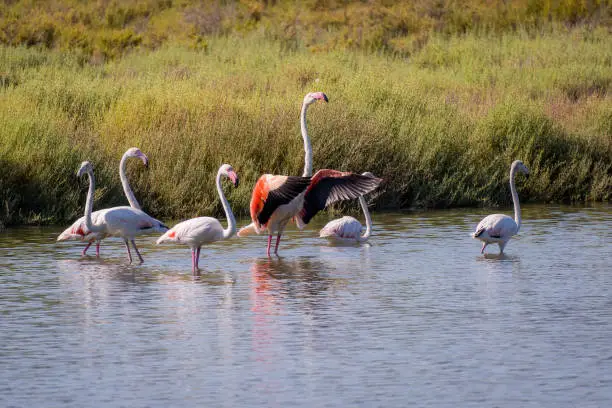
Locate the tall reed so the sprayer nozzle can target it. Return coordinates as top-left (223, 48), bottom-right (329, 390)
top-left (0, 28), bottom-right (610, 226)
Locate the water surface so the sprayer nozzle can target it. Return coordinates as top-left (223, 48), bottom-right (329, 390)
top-left (1, 204), bottom-right (611, 407)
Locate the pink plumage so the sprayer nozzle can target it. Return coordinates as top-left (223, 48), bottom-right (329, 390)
top-left (156, 164), bottom-right (238, 274)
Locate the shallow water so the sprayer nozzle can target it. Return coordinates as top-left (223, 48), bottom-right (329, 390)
top-left (1, 204), bottom-right (611, 407)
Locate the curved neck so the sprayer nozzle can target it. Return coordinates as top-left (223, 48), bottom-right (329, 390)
top-left (300, 102), bottom-right (313, 177)
top-left (509, 165), bottom-right (521, 232)
top-left (119, 153), bottom-right (141, 210)
top-left (358, 196), bottom-right (372, 242)
top-left (217, 171), bottom-right (236, 239)
top-left (83, 169), bottom-right (104, 233)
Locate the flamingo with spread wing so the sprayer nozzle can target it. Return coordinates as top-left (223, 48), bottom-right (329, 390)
top-left (239, 170), bottom-right (381, 256)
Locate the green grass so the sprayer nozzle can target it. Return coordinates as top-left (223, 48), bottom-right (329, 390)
top-left (0, 26), bottom-right (610, 226)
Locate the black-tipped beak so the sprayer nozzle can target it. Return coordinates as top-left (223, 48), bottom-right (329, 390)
top-left (323, 93), bottom-right (329, 102)
top-left (229, 172), bottom-right (239, 187)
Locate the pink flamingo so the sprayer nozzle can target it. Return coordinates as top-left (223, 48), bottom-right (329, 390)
top-left (237, 91), bottom-right (381, 255)
top-left (319, 172), bottom-right (376, 243)
top-left (156, 164), bottom-right (239, 273)
top-left (238, 170), bottom-right (381, 256)
top-left (57, 147), bottom-right (149, 256)
top-left (76, 161), bottom-right (168, 263)
top-left (472, 160), bottom-right (530, 254)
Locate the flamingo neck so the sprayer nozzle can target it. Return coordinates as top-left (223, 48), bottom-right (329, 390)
top-left (119, 153), bottom-right (141, 210)
top-left (510, 163), bottom-right (521, 232)
top-left (217, 170), bottom-right (236, 240)
top-left (358, 195), bottom-right (372, 242)
top-left (300, 102), bottom-right (313, 177)
top-left (83, 168), bottom-right (104, 233)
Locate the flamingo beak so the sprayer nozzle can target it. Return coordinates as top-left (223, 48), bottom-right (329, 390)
top-left (140, 153), bottom-right (149, 168)
top-left (229, 171), bottom-right (239, 187)
top-left (317, 92), bottom-right (329, 103)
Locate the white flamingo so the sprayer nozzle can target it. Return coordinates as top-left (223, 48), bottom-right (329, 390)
top-left (472, 160), bottom-right (529, 254)
top-left (156, 164), bottom-right (239, 273)
top-left (57, 147), bottom-right (149, 256)
top-left (76, 161), bottom-right (168, 263)
top-left (319, 172), bottom-right (376, 243)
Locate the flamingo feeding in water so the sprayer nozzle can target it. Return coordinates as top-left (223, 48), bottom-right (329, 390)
top-left (472, 160), bottom-right (529, 254)
top-left (156, 164), bottom-right (239, 274)
top-left (319, 172), bottom-right (376, 244)
top-left (238, 170), bottom-right (382, 256)
top-left (57, 147), bottom-right (149, 256)
top-left (76, 161), bottom-right (168, 263)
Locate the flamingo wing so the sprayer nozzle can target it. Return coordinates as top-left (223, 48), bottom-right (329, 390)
top-left (473, 214), bottom-right (517, 240)
top-left (157, 217), bottom-right (223, 245)
top-left (250, 175), bottom-right (311, 227)
top-left (100, 206), bottom-right (168, 237)
top-left (299, 170), bottom-right (382, 225)
top-left (57, 211), bottom-right (109, 241)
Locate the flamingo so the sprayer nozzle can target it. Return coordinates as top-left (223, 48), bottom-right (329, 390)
top-left (238, 170), bottom-right (382, 256)
top-left (76, 161), bottom-right (168, 263)
top-left (472, 160), bottom-right (530, 254)
top-left (57, 147), bottom-right (148, 257)
top-left (319, 172), bottom-right (376, 244)
top-left (156, 164), bottom-right (239, 274)
top-left (238, 90), bottom-right (327, 232)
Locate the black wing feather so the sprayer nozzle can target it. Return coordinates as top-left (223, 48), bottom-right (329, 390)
top-left (300, 174), bottom-right (382, 225)
top-left (258, 176), bottom-right (311, 226)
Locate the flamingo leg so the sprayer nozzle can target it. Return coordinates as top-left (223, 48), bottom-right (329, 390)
top-left (82, 242), bottom-right (92, 256)
top-left (191, 249), bottom-right (196, 274)
top-left (481, 242), bottom-right (487, 254)
top-left (124, 239), bottom-right (133, 263)
top-left (196, 247), bottom-right (201, 270)
top-left (499, 242), bottom-right (506, 254)
top-left (131, 240), bottom-right (144, 263)
top-left (274, 233), bottom-right (282, 255)
top-left (266, 235), bottom-right (272, 257)
top-left (95, 241), bottom-right (101, 257)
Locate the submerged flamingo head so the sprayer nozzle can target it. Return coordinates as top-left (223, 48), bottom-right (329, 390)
top-left (126, 147), bottom-right (149, 168)
top-left (220, 164), bottom-right (239, 187)
top-left (303, 91), bottom-right (329, 106)
top-left (77, 161), bottom-right (93, 178)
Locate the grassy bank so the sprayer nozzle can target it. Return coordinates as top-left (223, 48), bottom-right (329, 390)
top-left (0, 27), bottom-right (610, 226)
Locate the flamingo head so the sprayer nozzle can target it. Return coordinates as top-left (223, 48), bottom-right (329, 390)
top-left (220, 164), bottom-right (239, 187)
top-left (303, 91), bottom-right (329, 106)
top-left (76, 161), bottom-right (93, 178)
top-left (512, 160), bottom-right (529, 178)
top-left (127, 147), bottom-right (149, 168)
